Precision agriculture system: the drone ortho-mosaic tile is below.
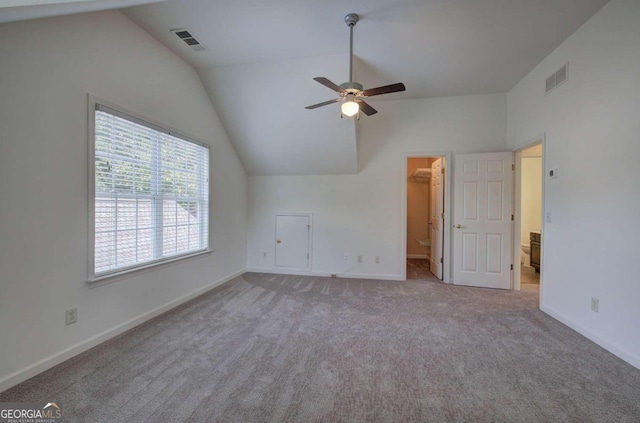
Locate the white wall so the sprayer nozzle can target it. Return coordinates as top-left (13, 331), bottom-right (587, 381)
top-left (520, 157), bottom-right (542, 244)
top-left (507, 0), bottom-right (640, 367)
top-left (0, 11), bottom-right (247, 389)
top-left (198, 55), bottom-right (358, 176)
top-left (247, 94), bottom-right (506, 279)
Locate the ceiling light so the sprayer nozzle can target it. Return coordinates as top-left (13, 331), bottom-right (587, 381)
top-left (341, 95), bottom-right (359, 117)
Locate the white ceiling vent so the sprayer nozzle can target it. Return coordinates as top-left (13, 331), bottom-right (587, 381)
top-left (545, 63), bottom-right (568, 94)
top-left (171, 28), bottom-right (207, 52)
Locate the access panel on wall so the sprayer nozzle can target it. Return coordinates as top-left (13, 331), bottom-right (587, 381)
top-left (275, 214), bottom-right (311, 269)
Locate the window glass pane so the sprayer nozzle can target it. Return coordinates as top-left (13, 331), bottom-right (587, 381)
top-left (137, 200), bottom-right (153, 230)
top-left (138, 228), bottom-right (153, 263)
top-left (116, 199), bottom-right (137, 231)
top-left (163, 200), bottom-right (177, 226)
top-left (95, 198), bottom-right (115, 232)
top-left (116, 230), bottom-right (137, 267)
top-left (163, 226), bottom-right (177, 256)
top-left (94, 107), bottom-right (209, 277)
top-left (95, 232), bottom-right (115, 273)
top-left (177, 225), bottom-right (189, 254)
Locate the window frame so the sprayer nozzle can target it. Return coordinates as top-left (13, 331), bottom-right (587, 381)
top-left (87, 95), bottom-right (212, 286)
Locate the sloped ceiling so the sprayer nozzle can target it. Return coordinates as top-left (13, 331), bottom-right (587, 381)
top-left (0, 0), bottom-right (164, 23)
top-left (94, 1), bottom-right (613, 174)
top-left (199, 55), bottom-right (357, 175)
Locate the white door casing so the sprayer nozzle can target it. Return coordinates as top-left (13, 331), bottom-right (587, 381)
top-left (275, 214), bottom-right (311, 269)
top-left (430, 158), bottom-right (444, 279)
top-left (453, 152), bottom-right (513, 289)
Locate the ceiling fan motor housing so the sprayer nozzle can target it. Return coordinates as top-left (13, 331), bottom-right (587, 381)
top-left (340, 81), bottom-right (363, 94)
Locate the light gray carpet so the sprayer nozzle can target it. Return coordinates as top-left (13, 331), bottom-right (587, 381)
top-left (2, 273), bottom-right (639, 422)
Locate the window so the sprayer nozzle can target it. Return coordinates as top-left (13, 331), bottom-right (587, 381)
top-left (91, 103), bottom-right (210, 279)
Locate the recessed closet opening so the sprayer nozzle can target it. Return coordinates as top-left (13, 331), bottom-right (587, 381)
top-left (405, 156), bottom-right (448, 282)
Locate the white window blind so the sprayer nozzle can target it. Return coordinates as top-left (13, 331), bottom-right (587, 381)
top-left (93, 104), bottom-right (209, 277)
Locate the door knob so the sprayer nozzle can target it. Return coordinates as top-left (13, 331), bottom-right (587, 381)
top-left (455, 224), bottom-right (462, 229)
top-left (276, 240), bottom-right (282, 244)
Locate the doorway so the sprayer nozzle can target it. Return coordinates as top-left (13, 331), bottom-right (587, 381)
top-left (513, 141), bottom-right (544, 292)
top-left (404, 155), bottom-right (449, 282)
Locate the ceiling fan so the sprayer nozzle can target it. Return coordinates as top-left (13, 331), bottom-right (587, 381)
top-left (306, 13), bottom-right (406, 118)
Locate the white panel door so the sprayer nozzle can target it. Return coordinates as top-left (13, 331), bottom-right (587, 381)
top-left (275, 214), bottom-right (310, 269)
top-left (453, 153), bottom-right (512, 289)
top-left (430, 158), bottom-right (443, 279)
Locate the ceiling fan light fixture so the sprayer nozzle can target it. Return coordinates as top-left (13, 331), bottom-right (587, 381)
top-left (341, 95), bottom-right (359, 117)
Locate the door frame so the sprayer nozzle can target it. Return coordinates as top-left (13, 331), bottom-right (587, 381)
top-left (274, 212), bottom-right (313, 271)
top-left (402, 152), bottom-right (452, 283)
top-left (512, 134), bottom-right (546, 293)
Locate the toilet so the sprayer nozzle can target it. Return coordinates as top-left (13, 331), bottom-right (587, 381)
top-left (521, 244), bottom-right (531, 267)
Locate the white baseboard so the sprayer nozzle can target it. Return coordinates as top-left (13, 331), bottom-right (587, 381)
top-left (407, 254), bottom-right (428, 260)
top-left (0, 269), bottom-right (246, 393)
top-left (247, 267), bottom-right (404, 281)
top-left (247, 267), bottom-right (324, 277)
top-left (541, 304), bottom-right (640, 370)
top-left (337, 272), bottom-right (404, 281)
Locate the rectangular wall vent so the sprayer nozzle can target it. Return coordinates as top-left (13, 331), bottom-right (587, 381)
top-left (545, 63), bottom-right (568, 94)
top-left (170, 28), bottom-right (208, 52)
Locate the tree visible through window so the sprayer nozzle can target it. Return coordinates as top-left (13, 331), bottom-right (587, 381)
top-left (93, 105), bottom-right (209, 276)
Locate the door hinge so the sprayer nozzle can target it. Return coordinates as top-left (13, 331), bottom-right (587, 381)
top-left (510, 264), bottom-right (514, 270)
top-left (441, 167), bottom-right (445, 174)
top-left (512, 164), bottom-right (515, 171)
top-left (440, 257), bottom-right (443, 264)
top-left (511, 214), bottom-right (514, 221)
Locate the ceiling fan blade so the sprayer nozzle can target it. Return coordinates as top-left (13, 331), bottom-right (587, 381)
top-left (362, 82), bottom-right (406, 97)
top-left (313, 77), bottom-right (347, 94)
top-left (357, 100), bottom-right (378, 116)
top-left (305, 98), bottom-right (342, 110)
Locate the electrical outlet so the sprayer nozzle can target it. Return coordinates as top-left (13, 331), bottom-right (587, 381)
top-left (357, 255), bottom-right (363, 264)
top-left (343, 252), bottom-right (349, 260)
top-left (591, 297), bottom-right (599, 313)
top-left (374, 256), bottom-right (380, 264)
top-left (65, 307), bottom-right (77, 325)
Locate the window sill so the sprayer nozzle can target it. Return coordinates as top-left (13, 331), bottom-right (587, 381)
top-left (87, 249), bottom-right (214, 288)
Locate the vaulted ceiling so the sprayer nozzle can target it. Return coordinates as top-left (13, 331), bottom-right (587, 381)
top-left (2, 0), bottom-right (609, 175)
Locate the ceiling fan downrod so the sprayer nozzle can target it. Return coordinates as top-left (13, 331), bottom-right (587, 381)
top-left (345, 13), bottom-right (359, 84)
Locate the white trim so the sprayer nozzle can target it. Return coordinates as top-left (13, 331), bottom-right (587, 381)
top-left (87, 94), bottom-right (213, 284)
top-left (541, 305), bottom-right (640, 370)
top-left (274, 212), bottom-right (313, 271)
top-left (247, 267), bottom-right (404, 281)
top-left (87, 249), bottom-right (214, 288)
top-left (0, 268), bottom-right (246, 393)
top-left (512, 149), bottom-right (522, 290)
top-left (402, 152), bottom-right (452, 283)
